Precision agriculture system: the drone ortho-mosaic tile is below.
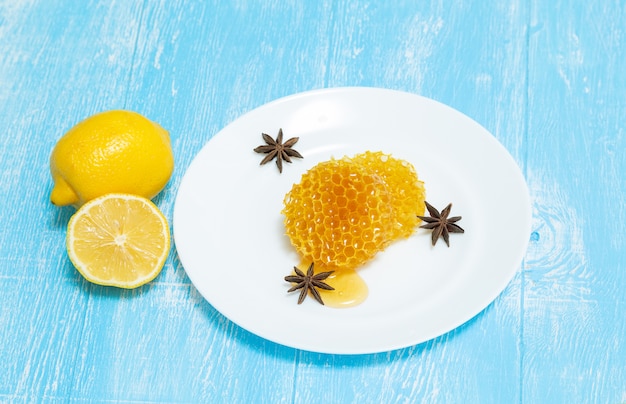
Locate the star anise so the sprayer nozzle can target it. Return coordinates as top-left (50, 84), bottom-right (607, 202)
top-left (253, 128), bottom-right (303, 173)
top-left (417, 201), bottom-right (464, 247)
top-left (284, 263), bottom-right (334, 305)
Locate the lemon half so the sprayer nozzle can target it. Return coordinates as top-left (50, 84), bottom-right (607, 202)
top-left (67, 193), bottom-right (170, 288)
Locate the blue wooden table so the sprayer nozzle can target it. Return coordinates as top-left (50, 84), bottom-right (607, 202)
top-left (1, 1), bottom-right (624, 402)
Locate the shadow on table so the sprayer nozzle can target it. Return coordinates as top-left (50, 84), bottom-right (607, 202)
top-left (200, 303), bottom-right (489, 367)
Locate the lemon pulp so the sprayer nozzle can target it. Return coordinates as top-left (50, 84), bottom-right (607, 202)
top-left (66, 193), bottom-right (170, 288)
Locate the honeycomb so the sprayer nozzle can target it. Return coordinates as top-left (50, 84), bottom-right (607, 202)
top-left (352, 151), bottom-right (425, 240)
top-left (282, 151), bottom-right (426, 271)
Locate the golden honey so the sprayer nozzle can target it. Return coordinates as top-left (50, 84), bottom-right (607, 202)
top-left (293, 260), bottom-right (369, 308)
top-left (318, 268), bottom-right (369, 308)
top-left (283, 151), bottom-right (425, 272)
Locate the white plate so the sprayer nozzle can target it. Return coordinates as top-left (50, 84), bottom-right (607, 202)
top-left (173, 87), bottom-right (531, 354)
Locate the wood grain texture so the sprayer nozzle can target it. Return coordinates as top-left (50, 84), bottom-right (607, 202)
top-left (524, 1), bottom-right (626, 402)
top-left (0, 0), bottom-right (624, 402)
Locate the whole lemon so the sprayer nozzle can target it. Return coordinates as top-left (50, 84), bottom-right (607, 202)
top-left (50, 110), bottom-right (174, 207)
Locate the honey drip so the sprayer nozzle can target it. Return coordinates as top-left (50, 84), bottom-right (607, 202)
top-left (319, 269), bottom-right (368, 308)
top-left (296, 261), bottom-right (368, 308)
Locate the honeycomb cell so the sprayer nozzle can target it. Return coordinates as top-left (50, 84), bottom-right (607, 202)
top-left (353, 151), bottom-right (426, 239)
top-left (344, 246), bottom-right (355, 258)
top-left (282, 151), bottom-right (426, 271)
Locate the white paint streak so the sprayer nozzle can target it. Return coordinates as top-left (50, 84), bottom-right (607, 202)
top-left (393, 15), bottom-right (444, 91)
top-left (171, 77), bottom-right (178, 97)
top-left (154, 43), bottom-right (164, 69)
top-left (556, 31), bottom-right (584, 90)
top-left (596, 129), bottom-right (626, 250)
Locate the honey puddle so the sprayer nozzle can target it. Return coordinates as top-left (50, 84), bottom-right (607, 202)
top-left (296, 261), bottom-right (368, 308)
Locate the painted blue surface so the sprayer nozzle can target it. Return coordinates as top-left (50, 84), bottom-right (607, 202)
top-left (0, 1), bottom-right (624, 402)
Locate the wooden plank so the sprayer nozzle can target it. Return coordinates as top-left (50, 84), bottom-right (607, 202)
top-left (0, 1), bottom-right (144, 401)
top-left (525, 0), bottom-right (626, 402)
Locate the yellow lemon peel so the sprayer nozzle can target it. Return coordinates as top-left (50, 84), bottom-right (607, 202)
top-left (50, 110), bottom-right (174, 207)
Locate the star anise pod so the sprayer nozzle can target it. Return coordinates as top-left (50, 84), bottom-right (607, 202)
top-left (253, 128), bottom-right (303, 173)
top-left (284, 263), bottom-right (334, 305)
top-left (417, 201), bottom-right (464, 247)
